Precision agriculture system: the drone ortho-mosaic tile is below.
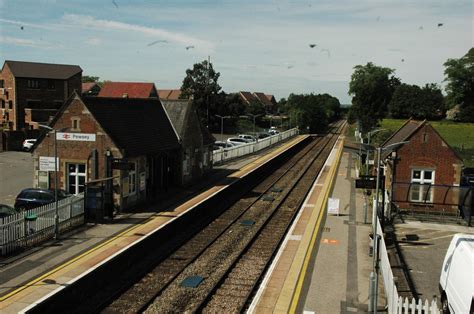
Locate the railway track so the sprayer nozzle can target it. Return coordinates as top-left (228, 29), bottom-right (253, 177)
top-left (101, 121), bottom-right (344, 313)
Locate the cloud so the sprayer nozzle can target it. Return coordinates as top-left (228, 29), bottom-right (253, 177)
top-left (61, 14), bottom-right (214, 52)
top-left (0, 36), bottom-right (50, 48)
top-left (84, 37), bottom-right (102, 46)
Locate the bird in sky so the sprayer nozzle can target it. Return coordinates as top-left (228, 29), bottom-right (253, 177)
top-left (438, 23), bottom-right (443, 27)
top-left (287, 65), bottom-right (294, 69)
top-left (147, 40), bottom-right (168, 47)
top-left (309, 44), bottom-right (317, 48)
top-left (401, 59), bottom-right (405, 62)
top-left (112, 0), bottom-right (118, 9)
top-left (185, 45), bottom-right (195, 50)
top-left (20, 26), bottom-right (24, 30)
top-left (418, 26), bottom-right (423, 30)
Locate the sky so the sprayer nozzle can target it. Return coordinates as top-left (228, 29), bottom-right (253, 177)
top-left (0, 0), bottom-right (472, 104)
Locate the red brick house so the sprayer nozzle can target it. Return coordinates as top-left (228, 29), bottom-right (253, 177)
top-left (238, 91), bottom-right (278, 113)
top-left (383, 119), bottom-right (464, 214)
top-left (98, 82), bottom-right (158, 98)
top-left (158, 89), bottom-right (183, 100)
top-left (33, 93), bottom-right (180, 210)
top-left (82, 82), bottom-right (101, 96)
top-left (0, 60), bottom-right (82, 130)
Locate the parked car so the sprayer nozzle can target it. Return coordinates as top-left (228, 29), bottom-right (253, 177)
top-left (22, 139), bottom-right (37, 151)
top-left (268, 129), bottom-right (280, 135)
top-left (227, 137), bottom-right (248, 146)
top-left (257, 132), bottom-right (271, 139)
top-left (238, 134), bottom-right (256, 142)
top-left (0, 204), bottom-right (19, 218)
top-left (439, 233), bottom-right (474, 314)
top-left (14, 188), bottom-right (71, 210)
top-left (213, 141), bottom-right (235, 150)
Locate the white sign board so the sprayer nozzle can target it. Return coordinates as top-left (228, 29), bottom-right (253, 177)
top-left (39, 156), bottom-right (59, 171)
top-left (56, 132), bottom-right (96, 142)
top-left (327, 197), bottom-right (340, 215)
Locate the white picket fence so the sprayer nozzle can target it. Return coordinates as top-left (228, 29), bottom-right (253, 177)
top-left (0, 194), bottom-right (85, 255)
top-left (212, 128), bottom-right (299, 164)
top-left (376, 218), bottom-right (440, 314)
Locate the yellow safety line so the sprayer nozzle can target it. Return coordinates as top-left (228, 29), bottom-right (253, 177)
top-left (0, 134), bottom-right (308, 303)
top-left (0, 216), bottom-right (152, 302)
top-left (289, 136), bottom-right (344, 313)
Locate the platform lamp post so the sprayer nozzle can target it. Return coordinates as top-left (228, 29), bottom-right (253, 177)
top-left (366, 128), bottom-right (386, 174)
top-left (215, 115), bottom-right (231, 141)
top-left (369, 140), bottom-right (409, 313)
top-left (241, 113), bottom-right (264, 136)
top-left (39, 124), bottom-right (68, 240)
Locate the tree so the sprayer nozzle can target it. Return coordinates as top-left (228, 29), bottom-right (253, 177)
top-left (82, 75), bottom-right (100, 83)
top-left (316, 93), bottom-right (341, 122)
top-left (286, 93), bottom-right (328, 133)
top-left (180, 60), bottom-right (222, 126)
top-left (388, 83), bottom-right (444, 120)
top-left (444, 48), bottom-right (474, 122)
top-left (348, 62), bottom-right (400, 133)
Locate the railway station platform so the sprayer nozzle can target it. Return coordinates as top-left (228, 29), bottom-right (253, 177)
top-left (0, 134), bottom-right (309, 313)
top-left (250, 134), bottom-right (374, 313)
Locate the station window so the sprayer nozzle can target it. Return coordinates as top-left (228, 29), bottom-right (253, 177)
top-left (71, 117), bottom-right (80, 131)
top-left (27, 79), bottom-right (40, 89)
top-left (410, 169), bottom-right (435, 202)
top-left (128, 163), bottom-right (137, 195)
top-left (67, 163), bottom-right (87, 195)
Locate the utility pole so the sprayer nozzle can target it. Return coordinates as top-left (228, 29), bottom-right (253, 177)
top-left (206, 55), bottom-right (210, 127)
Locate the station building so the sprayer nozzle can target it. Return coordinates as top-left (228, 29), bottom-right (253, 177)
top-left (161, 99), bottom-right (215, 185)
top-left (382, 119), bottom-right (464, 215)
top-left (33, 92), bottom-right (181, 211)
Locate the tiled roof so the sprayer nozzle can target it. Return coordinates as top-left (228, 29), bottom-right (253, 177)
top-left (381, 119), bottom-right (425, 159)
top-left (83, 96), bottom-right (180, 157)
top-left (158, 89), bottom-right (183, 100)
top-left (239, 91), bottom-right (258, 105)
top-left (4, 60), bottom-right (82, 80)
top-left (254, 92), bottom-right (273, 106)
top-left (162, 99), bottom-right (214, 145)
top-left (98, 82), bottom-right (157, 98)
top-left (82, 82), bottom-right (97, 93)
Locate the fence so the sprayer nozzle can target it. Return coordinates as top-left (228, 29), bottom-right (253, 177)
top-left (376, 218), bottom-right (440, 313)
top-left (212, 128), bottom-right (299, 164)
top-left (0, 194), bottom-right (85, 255)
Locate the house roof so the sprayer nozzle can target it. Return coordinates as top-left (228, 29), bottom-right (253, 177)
top-left (82, 96), bottom-right (180, 156)
top-left (239, 91), bottom-right (258, 105)
top-left (82, 82), bottom-right (98, 93)
top-left (381, 119), bottom-right (425, 159)
top-left (3, 60), bottom-right (82, 80)
top-left (158, 89), bottom-right (183, 100)
top-left (98, 82), bottom-right (157, 98)
top-left (254, 92), bottom-right (274, 106)
top-left (162, 99), bottom-right (214, 145)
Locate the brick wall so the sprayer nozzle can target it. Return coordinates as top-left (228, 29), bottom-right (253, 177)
top-left (0, 64), bottom-right (16, 128)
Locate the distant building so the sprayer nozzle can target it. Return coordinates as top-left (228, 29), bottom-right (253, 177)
top-left (383, 119), bottom-right (464, 215)
top-left (33, 93), bottom-right (180, 211)
top-left (82, 82), bottom-right (101, 97)
top-left (238, 91), bottom-right (278, 113)
top-left (0, 60), bottom-right (82, 130)
top-left (162, 99), bottom-right (215, 185)
top-left (158, 89), bottom-right (184, 100)
top-left (98, 82), bottom-right (158, 98)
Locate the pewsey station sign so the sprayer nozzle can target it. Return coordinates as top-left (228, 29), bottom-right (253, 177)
top-left (56, 132), bottom-right (96, 142)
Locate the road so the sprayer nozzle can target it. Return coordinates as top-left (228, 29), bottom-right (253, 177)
top-left (0, 152), bottom-right (33, 206)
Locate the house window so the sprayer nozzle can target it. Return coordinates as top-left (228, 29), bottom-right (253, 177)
top-left (8, 101), bottom-right (13, 109)
top-left (0, 80), bottom-right (4, 88)
top-left (27, 79), bottom-right (40, 89)
top-left (128, 163), bottom-right (137, 195)
top-left (71, 117), bottom-right (80, 131)
top-left (410, 169), bottom-right (435, 202)
top-left (422, 133), bottom-right (428, 143)
top-left (47, 80), bottom-right (56, 90)
top-left (67, 163), bottom-right (87, 195)
top-left (1, 100), bottom-right (4, 109)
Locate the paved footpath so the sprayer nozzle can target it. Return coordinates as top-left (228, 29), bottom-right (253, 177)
top-left (300, 150), bottom-right (374, 313)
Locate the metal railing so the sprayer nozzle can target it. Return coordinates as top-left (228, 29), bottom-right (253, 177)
top-left (212, 128), bottom-right (299, 164)
top-left (0, 194), bottom-right (84, 255)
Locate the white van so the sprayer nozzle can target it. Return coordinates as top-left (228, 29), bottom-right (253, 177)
top-left (439, 233), bottom-right (474, 313)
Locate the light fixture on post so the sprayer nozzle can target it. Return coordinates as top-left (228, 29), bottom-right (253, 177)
top-left (369, 140), bottom-right (409, 313)
top-left (215, 115), bottom-right (231, 141)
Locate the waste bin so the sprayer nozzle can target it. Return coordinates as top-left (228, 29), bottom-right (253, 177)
top-left (25, 213), bottom-right (37, 235)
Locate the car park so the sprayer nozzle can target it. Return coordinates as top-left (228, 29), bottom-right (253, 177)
top-left (227, 137), bottom-right (248, 146)
top-left (14, 188), bottom-right (71, 210)
top-left (238, 134), bottom-right (256, 142)
top-left (0, 204), bottom-right (19, 218)
top-left (22, 139), bottom-right (37, 151)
